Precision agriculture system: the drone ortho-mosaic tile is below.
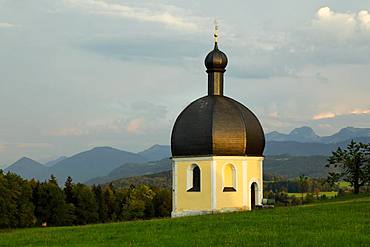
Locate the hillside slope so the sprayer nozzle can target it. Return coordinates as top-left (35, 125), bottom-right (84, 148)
top-left (86, 158), bottom-right (171, 185)
top-left (92, 154), bottom-right (329, 187)
top-left (4, 157), bottom-right (50, 181)
top-left (51, 147), bottom-right (147, 183)
top-left (1, 195), bottom-right (369, 246)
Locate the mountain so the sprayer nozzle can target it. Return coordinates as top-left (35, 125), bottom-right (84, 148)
top-left (264, 155), bottom-right (328, 178)
top-left (106, 154), bottom-right (330, 189)
top-left (4, 157), bottom-right (50, 181)
top-left (50, 147), bottom-right (147, 183)
top-left (44, 156), bottom-right (68, 167)
top-left (265, 137), bottom-right (370, 156)
top-left (6, 126), bottom-right (370, 184)
top-left (266, 126), bottom-right (370, 143)
top-left (137, 144), bottom-right (171, 161)
top-left (266, 126), bottom-right (319, 143)
top-left (104, 170), bottom-right (172, 189)
top-left (86, 158), bottom-right (171, 185)
top-left (320, 127), bottom-right (370, 143)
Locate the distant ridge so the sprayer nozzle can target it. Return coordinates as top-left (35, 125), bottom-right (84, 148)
top-left (266, 126), bottom-right (370, 143)
top-left (138, 144), bottom-right (171, 161)
top-left (103, 154), bottom-right (330, 189)
top-left (50, 146), bottom-right (147, 183)
top-left (4, 157), bottom-right (50, 181)
top-left (5, 127), bottom-right (370, 184)
top-left (44, 156), bottom-right (68, 167)
top-left (86, 158), bottom-right (171, 185)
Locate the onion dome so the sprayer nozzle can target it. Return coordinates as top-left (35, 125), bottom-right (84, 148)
top-left (205, 43), bottom-right (228, 72)
top-left (171, 41), bottom-right (265, 157)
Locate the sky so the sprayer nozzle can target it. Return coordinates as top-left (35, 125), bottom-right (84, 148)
top-left (1, 0), bottom-right (370, 166)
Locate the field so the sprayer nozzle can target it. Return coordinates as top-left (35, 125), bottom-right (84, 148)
top-left (1, 194), bottom-right (369, 246)
top-left (288, 191), bottom-right (338, 198)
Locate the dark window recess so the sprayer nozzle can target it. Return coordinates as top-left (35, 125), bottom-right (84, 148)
top-left (187, 166), bottom-right (200, 192)
top-left (223, 187), bottom-right (236, 192)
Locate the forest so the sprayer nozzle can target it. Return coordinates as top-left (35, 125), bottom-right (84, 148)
top-left (0, 170), bottom-right (171, 228)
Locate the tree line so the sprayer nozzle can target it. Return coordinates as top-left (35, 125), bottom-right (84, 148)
top-left (0, 172), bottom-right (171, 228)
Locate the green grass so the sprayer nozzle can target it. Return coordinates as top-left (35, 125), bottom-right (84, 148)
top-left (288, 191), bottom-right (338, 198)
top-left (1, 194), bottom-right (370, 247)
top-left (337, 181), bottom-right (351, 189)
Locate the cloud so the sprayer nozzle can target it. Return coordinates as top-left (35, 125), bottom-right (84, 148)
top-left (63, 0), bottom-right (207, 32)
top-left (46, 127), bottom-right (89, 137)
top-left (0, 144), bottom-right (6, 152)
top-left (0, 22), bottom-right (16, 28)
top-left (358, 10), bottom-right (370, 30)
top-left (44, 101), bottom-right (168, 137)
top-left (17, 143), bottom-right (52, 149)
top-left (313, 7), bottom-right (370, 38)
top-left (268, 111), bottom-right (279, 118)
top-left (313, 109), bottom-right (370, 120)
top-left (313, 112), bottom-right (336, 120)
top-left (126, 118), bottom-right (144, 134)
top-left (82, 37), bottom-right (204, 63)
top-left (351, 109), bottom-right (370, 115)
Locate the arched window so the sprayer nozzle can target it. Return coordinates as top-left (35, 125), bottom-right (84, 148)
top-left (187, 164), bottom-right (201, 192)
top-left (223, 164), bottom-right (236, 192)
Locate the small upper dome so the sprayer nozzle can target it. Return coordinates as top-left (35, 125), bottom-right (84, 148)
top-left (204, 43), bottom-right (228, 72)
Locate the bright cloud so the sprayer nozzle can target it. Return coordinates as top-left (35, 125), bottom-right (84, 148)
top-left (63, 0), bottom-right (206, 32)
top-left (351, 109), bottom-right (370, 115)
top-left (313, 7), bottom-right (370, 38)
top-left (358, 10), bottom-right (370, 30)
top-left (313, 112), bottom-right (336, 120)
top-left (313, 109), bottom-right (370, 120)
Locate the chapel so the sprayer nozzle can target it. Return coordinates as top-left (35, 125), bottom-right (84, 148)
top-left (170, 30), bottom-right (265, 217)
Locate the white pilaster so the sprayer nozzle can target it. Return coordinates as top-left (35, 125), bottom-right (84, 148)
top-left (242, 160), bottom-right (247, 208)
top-left (172, 159), bottom-right (177, 214)
top-left (260, 159), bottom-right (264, 205)
top-left (211, 159), bottom-right (217, 210)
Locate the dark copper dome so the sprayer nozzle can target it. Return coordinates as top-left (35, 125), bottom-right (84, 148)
top-left (171, 42), bottom-right (265, 157)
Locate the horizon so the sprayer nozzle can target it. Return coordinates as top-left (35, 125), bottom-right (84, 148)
top-left (1, 1), bottom-right (370, 165)
top-left (1, 125), bottom-right (369, 169)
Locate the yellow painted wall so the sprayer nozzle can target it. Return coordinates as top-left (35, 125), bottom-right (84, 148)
top-left (175, 160), bottom-right (211, 211)
top-left (246, 159), bottom-right (262, 184)
top-left (216, 160), bottom-right (244, 209)
top-left (173, 156), bottom-right (263, 214)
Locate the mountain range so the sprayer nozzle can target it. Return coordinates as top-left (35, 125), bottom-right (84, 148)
top-left (103, 154), bottom-right (330, 190)
top-left (266, 126), bottom-right (370, 143)
top-left (3, 127), bottom-right (370, 184)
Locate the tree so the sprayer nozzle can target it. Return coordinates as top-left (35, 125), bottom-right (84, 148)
top-left (72, 183), bottom-right (98, 225)
top-left (298, 174), bottom-right (308, 204)
top-left (0, 171), bottom-right (35, 228)
top-left (64, 176), bottom-right (74, 204)
top-left (104, 185), bottom-right (117, 222)
top-left (326, 141), bottom-right (370, 194)
top-left (152, 189), bottom-right (172, 217)
top-left (92, 185), bottom-right (108, 223)
top-left (122, 185), bottom-right (155, 220)
top-left (33, 178), bottom-right (73, 226)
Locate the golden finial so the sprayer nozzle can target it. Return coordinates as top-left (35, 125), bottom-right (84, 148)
top-left (214, 20), bottom-right (218, 43)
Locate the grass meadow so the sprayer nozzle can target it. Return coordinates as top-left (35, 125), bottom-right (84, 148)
top-left (287, 191), bottom-right (338, 198)
top-left (0, 194), bottom-right (369, 247)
